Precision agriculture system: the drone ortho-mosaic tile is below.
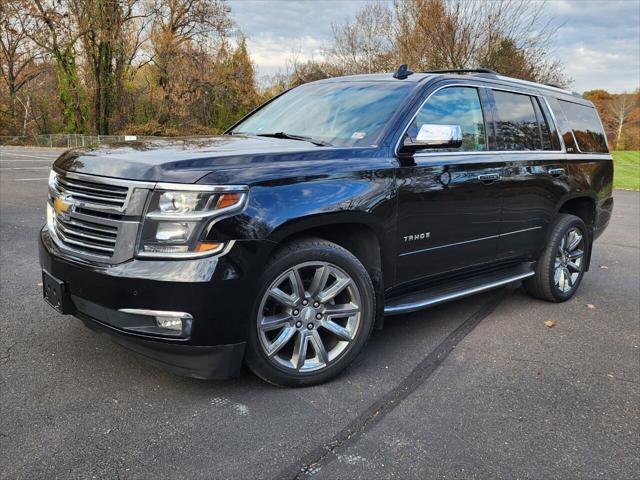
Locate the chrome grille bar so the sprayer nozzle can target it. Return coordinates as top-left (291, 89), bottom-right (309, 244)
top-left (54, 175), bottom-right (129, 209)
top-left (52, 215), bottom-right (117, 256)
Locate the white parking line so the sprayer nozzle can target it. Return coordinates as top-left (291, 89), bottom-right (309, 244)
top-left (0, 152), bottom-right (58, 160)
top-left (15, 177), bottom-right (49, 181)
top-left (0, 167), bottom-right (50, 170)
top-left (0, 159), bottom-right (54, 162)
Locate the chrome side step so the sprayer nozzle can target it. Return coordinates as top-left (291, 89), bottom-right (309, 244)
top-left (384, 266), bottom-right (535, 316)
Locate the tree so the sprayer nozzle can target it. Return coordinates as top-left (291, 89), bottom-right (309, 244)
top-left (609, 93), bottom-right (639, 150)
top-left (325, 2), bottom-right (392, 73)
top-left (28, 0), bottom-right (88, 133)
top-left (0, 0), bottom-right (44, 134)
top-left (148, 0), bottom-right (232, 125)
top-left (70, 0), bottom-right (144, 134)
top-left (325, 0), bottom-right (569, 86)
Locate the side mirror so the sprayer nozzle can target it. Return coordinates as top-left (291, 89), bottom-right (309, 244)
top-left (401, 124), bottom-right (463, 154)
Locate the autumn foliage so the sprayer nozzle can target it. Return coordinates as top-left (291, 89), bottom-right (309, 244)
top-left (1, 0), bottom-right (638, 144)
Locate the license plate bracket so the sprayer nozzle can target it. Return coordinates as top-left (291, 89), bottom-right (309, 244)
top-left (42, 270), bottom-right (73, 314)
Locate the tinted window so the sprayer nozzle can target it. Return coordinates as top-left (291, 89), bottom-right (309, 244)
top-left (546, 96), bottom-right (578, 152)
top-left (232, 81), bottom-right (413, 147)
top-left (408, 87), bottom-right (486, 151)
top-left (558, 100), bottom-right (608, 153)
top-left (531, 98), bottom-right (557, 150)
top-left (493, 90), bottom-right (548, 150)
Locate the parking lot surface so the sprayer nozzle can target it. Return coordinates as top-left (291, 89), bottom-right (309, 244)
top-left (1, 146), bottom-right (638, 479)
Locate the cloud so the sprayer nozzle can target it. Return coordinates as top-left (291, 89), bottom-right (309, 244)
top-left (228, 0), bottom-right (640, 93)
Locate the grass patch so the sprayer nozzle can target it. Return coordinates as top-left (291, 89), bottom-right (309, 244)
top-left (612, 151), bottom-right (640, 191)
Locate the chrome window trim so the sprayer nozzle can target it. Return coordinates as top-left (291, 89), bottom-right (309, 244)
top-left (394, 82), bottom-right (567, 159)
top-left (540, 95), bottom-right (566, 152)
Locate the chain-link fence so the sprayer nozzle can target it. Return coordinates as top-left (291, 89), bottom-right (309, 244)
top-left (0, 134), bottom-right (160, 148)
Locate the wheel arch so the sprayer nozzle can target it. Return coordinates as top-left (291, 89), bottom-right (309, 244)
top-left (266, 212), bottom-right (392, 330)
top-left (553, 195), bottom-right (597, 271)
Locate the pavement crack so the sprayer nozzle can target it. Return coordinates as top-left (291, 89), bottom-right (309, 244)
top-left (1, 341), bottom-right (17, 365)
top-left (276, 287), bottom-right (510, 480)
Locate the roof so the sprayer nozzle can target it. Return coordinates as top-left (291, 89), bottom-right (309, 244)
top-left (317, 70), bottom-right (582, 99)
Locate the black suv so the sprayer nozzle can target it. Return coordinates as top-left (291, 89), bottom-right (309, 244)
top-left (40, 68), bottom-right (613, 386)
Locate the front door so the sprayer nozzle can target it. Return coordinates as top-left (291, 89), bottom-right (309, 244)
top-left (395, 85), bottom-right (503, 285)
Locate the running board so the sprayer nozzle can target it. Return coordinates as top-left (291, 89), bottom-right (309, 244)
top-left (384, 265), bottom-right (535, 316)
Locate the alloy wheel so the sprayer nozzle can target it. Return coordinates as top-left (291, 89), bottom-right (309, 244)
top-left (257, 261), bottom-right (362, 373)
top-left (554, 227), bottom-right (585, 293)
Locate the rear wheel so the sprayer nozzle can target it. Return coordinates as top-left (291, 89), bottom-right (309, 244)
top-left (524, 214), bottom-right (589, 302)
top-left (246, 239), bottom-right (375, 387)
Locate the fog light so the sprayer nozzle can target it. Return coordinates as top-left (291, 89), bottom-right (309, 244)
top-left (156, 315), bottom-right (183, 332)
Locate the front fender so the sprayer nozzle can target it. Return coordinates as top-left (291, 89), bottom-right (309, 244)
top-left (208, 169), bottom-right (397, 283)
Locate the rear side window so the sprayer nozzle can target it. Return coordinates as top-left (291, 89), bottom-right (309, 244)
top-left (493, 90), bottom-right (553, 151)
top-left (558, 100), bottom-right (608, 153)
top-left (408, 86), bottom-right (487, 152)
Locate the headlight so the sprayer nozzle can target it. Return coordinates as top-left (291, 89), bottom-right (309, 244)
top-left (137, 185), bottom-right (248, 259)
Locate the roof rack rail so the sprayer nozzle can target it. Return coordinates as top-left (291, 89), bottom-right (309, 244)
top-left (426, 68), bottom-right (498, 75)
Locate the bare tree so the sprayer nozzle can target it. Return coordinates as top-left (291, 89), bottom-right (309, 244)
top-left (0, 0), bottom-right (44, 134)
top-left (609, 93), bottom-right (639, 150)
top-left (326, 2), bottom-right (393, 74)
top-left (148, 0), bottom-right (232, 125)
top-left (326, 0), bottom-right (569, 86)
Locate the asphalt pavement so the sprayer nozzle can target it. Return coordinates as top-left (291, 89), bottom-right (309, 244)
top-left (1, 146), bottom-right (638, 479)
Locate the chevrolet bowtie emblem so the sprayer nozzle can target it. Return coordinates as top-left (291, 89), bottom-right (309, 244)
top-left (53, 196), bottom-right (72, 215)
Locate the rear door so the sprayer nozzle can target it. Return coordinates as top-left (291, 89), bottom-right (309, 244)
top-left (488, 88), bottom-right (570, 260)
top-left (395, 84), bottom-right (504, 284)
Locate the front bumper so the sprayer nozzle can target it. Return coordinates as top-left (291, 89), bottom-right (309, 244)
top-left (39, 227), bottom-right (272, 379)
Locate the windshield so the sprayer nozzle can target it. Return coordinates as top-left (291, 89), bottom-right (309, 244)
top-left (231, 81), bottom-right (413, 147)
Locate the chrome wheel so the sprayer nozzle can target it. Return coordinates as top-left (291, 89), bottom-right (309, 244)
top-left (554, 227), bottom-right (585, 293)
top-left (257, 261), bottom-right (362, 373)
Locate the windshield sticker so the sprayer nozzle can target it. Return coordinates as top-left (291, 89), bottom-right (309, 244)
top-left (351, 131), bottom-right (366, 139)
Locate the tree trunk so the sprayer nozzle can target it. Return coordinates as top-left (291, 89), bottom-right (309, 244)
top-left (615, 117), bottom-right (624, 151)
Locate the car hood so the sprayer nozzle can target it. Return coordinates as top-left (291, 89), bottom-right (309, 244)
top-left (54, 135), bottom-right (363, 184)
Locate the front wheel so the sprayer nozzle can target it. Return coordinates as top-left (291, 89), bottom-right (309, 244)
top-left (246, 239), bottom-right (375, 387)
top-left (524, 214), bottom-right (589, 302)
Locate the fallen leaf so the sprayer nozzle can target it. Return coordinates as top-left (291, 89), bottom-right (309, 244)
top-left (607, 374), bottom-right (614, 378)
top-left (544, 320), bottom-right (557, 328)
top-left (586, 304), bottom-right (595, 310)
top-left (37, 282), bottom-right (43, 287)
top-left (599, 265), bottom-right (609, 270)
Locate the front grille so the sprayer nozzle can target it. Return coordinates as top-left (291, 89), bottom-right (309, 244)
top-left (54, 175), bottom-right (129, 209)
top-left (52, 215), bottom-right (118, 257)
top-left (48, 171), bottom-right (153, 263)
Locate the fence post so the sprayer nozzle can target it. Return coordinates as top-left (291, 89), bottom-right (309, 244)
top-left (49, 135), bottom-right (52, 148)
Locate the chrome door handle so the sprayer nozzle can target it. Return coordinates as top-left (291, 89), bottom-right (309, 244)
top-left (478, 174), bottom-right (500, 182)
top-left (548, 168), bottom-right (566, 177)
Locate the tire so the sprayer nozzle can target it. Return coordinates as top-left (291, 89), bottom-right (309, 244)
top-left (246, 238), bottom-right (375, 387)
top-left (524, 214), bottom-right (590, 302)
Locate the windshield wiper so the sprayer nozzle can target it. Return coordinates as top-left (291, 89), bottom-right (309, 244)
top-left (255, 132), bottom-right (332, 147)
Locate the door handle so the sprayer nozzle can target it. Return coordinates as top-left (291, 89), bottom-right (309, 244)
top-left (548, 168), bottom-right (566, 177)
top-left (478, 173), bottom-right (500, 183)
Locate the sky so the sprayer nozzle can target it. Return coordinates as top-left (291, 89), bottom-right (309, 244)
top-left (227, 0), bottom-right (640, 93)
